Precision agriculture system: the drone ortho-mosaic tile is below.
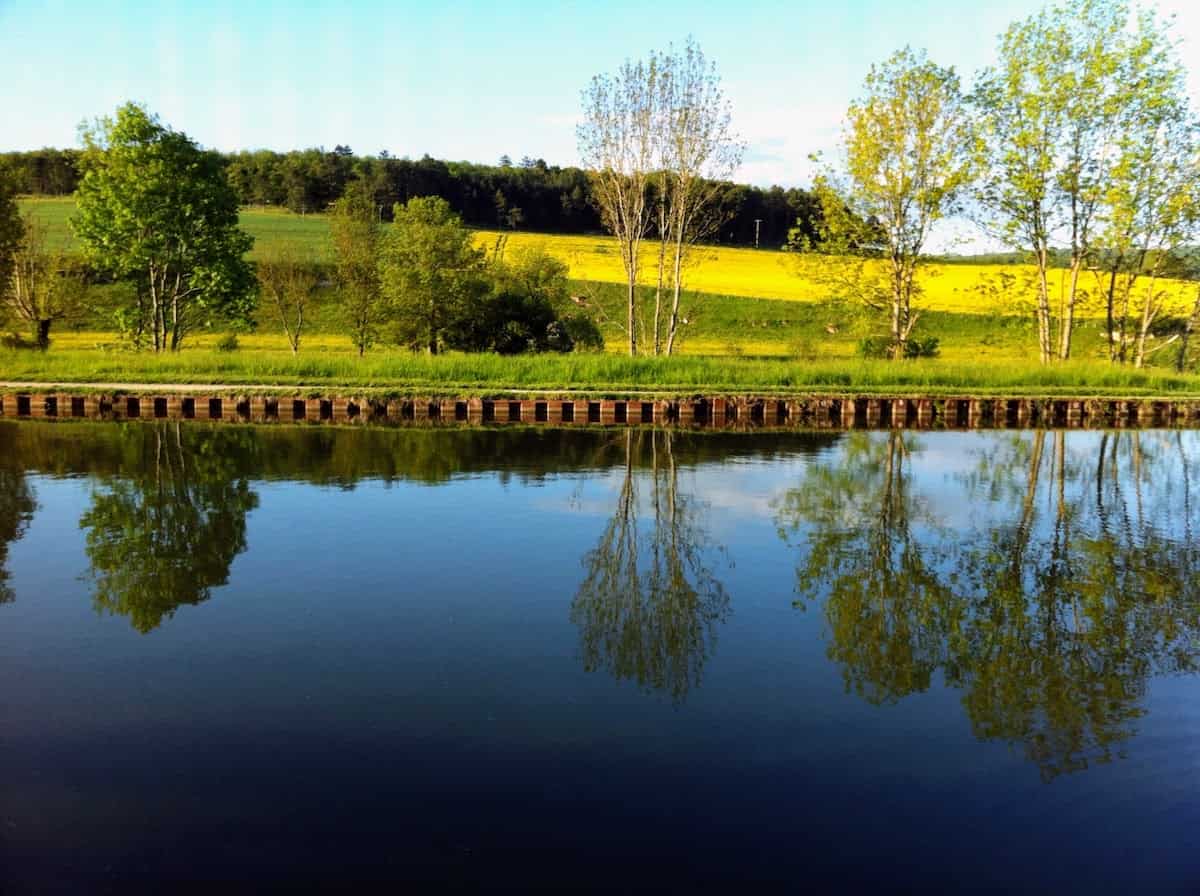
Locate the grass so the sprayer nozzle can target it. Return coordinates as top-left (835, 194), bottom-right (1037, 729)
top-left (2, 345), bottom-right (1198, 397)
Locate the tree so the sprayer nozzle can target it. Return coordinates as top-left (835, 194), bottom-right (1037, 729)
top-left (377, 196), bottom-right (488, 354)
top-left (653, 39), bottom-right (744, 355)
top-left (579, 54), bottom-right (661, 356)
top-left (973, 0), bottom-right (1152, 362)
top-left (447, 246), bottom-right (579, 354)
top-left (813, 48), bottom-right (973, 359)
top-left (328, 180), bottom-right (384, 356)
top-left (0, 165), bottom-right (21, 306)
top-left (1088, 9), bottom-right (1198, 367)
top-left (257, 242), bottom-right (321, 354)
top-left (4, 214), bottom-right (86, 349)
top-left (73, 103), bottom-right (255, 352)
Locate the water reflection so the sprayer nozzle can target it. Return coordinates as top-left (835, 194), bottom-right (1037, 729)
top-left (80, 424), bottom-right (259, 633)
top-left (0, 427), bottom-right (36, 604)
top-left (2, 421), bottom-right (1198, 777)
top-left (571, 430), bottom-right (731, 702)
top-left (776, 430), bottom-right (1200, 779)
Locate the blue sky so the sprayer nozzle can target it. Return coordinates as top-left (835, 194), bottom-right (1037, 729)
top-left (3, 0), bottom-right (1199, 189)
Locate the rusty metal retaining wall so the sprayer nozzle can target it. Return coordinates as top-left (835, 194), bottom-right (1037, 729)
top-left (3, 392), bottom-right (1200, 429)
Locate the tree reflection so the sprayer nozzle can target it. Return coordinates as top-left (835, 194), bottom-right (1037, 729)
top-left (80, 424), bottom-right (259, 633)
top-left (777, 430), bottom-right (1200, 780)
top-left (0, 424), bottom-right (37, 605)
top-left (571, 430), bottom-right (730, 702)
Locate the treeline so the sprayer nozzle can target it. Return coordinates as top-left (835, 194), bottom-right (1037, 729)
top-left (0, 146), bottom-right (819, 248)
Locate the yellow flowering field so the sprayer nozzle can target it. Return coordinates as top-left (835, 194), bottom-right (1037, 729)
top-left (477, 229), bottom-right (1199, 317)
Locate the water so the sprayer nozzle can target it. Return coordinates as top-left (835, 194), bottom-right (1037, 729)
top-left (1, 420), bottom-right (1199, 892)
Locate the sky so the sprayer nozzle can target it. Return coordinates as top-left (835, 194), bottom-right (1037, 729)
top-left (3, 0), bottom-right (1200, 192)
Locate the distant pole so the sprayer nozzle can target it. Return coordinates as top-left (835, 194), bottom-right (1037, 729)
top-left (754, 218), bottom-right (762, 249)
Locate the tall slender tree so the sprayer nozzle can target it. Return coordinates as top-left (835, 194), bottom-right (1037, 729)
top-left (328, 180), bottom-right (384, 356)
top-left (654, 39), bottom-right (744, 356)
top-left (0, 165), bottom-right (22, 307)
top-left (579, 55), bottom-right (661, 356)
top-left (973, 0), bottom-right (1149, 362)
top-left (811, 47), bottom-right (974, 359)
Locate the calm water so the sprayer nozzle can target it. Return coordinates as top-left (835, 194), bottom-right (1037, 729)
top-left (2, 421), bottom-right (1199, 892)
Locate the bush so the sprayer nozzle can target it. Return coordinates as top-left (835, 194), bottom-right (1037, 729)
top-left (560, 313), bottom-right (604, 352)
top-left (856, 335), bottom-right (892, 359)
top-left (1, 332), bottom-right (37, 350)
top-left (215, 333), bottom-right (240, 353)
top-left (857, 334), bottom-right (941, 359)
top-left (904, 336), bottom-right (940, 359)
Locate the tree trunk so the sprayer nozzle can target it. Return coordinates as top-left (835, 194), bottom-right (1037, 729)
top-left (653, 202), bottom-right (668, 356)
top-left (1035, 249), bottom-right (1053, 364)
top-left (1058, 259), bottom-right (1082, 360)
top-left (36, 319), bottom-right (51, 351)
top-left (627, 276), bottom-right (637, 357)
top-left (1105, 266), bottom-right (1119, 362)
top-left (1176, 288), bottom-right (1200, 372)
top-left (665, 232), bottom-right (686, 356)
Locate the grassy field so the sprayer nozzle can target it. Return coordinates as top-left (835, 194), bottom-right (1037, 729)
top-left (22, 196), bottom-right (1199, 316)
top-left (2, 344), bottom-right (1198, 397)
top-left (8, 197), bottom-right (1196, 392)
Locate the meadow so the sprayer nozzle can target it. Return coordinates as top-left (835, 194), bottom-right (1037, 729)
top-left (23, 196), bottom-right (1199, 316)
top-left (6, 197), bottom-right (1196, 393)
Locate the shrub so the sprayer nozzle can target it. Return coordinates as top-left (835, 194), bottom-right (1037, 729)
top-left (560, 313), bottom-right (604, 352)
top-left (857, 334), bottom-right (941, 359)
top-left (215, 333), bottom-right (240, 353)
top-left (904, 336), bottom-right (940, 359)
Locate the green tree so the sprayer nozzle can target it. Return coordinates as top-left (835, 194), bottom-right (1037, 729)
top-left (448, 246), bottom-right (582, 354)
top-left (377, 196), bottom-right (488, 354)
top-left (812, 48), bottom-right (974, 359)
top-left (0, 164), bottom-right (22, 309)
top-left (1088, 10), bottom-right (1198, 367)
top-left (973, 0), bottom-right (1167, 362)
top-left (328, 180), bottom-right (384, 356)
top-left (73, 103), bottom-right (255, 351)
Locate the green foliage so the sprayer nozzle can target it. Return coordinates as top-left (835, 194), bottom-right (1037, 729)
top-left (775, 430), bottom-right (1200, 779)
top-left (0, 164), bottom-right (22, 305)
top-left (903, 336), bottom-right (940, 359)
top-left (72, 102), bottom-right (255, 352)
top-left (215, 333), bottom-right (240, 353)
top-left (328, 181), bottom-right (384, 356)
top-left (446, 246), bottom-right (586, 354)
top-left (377, 196), bottom-right (488, 354)
top-left (3, 145), bottom-right (822, 249)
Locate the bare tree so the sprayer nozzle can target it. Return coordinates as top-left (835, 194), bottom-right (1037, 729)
top-left (655, 39), bottom-right (744, 356)
top-left (257, 242), bottom-right (321, 354)
top-left (579, 55), bottom-right (661, 356)
top-left (4, 214), bottom-right (85, 349)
